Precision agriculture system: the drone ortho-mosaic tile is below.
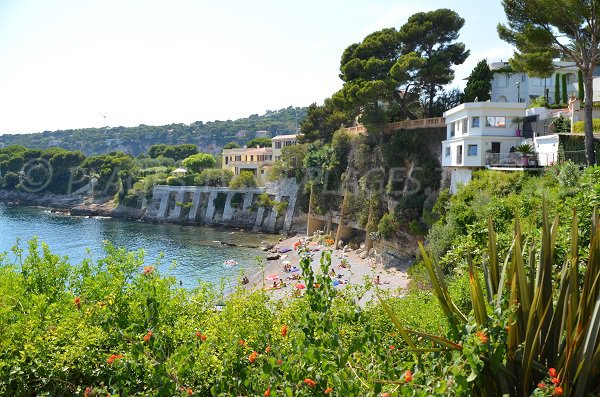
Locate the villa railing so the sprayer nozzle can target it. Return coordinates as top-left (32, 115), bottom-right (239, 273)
top-left (345, 117), bottom-right (446, 135)
top-left (486, 150), bottom-right (590, 168)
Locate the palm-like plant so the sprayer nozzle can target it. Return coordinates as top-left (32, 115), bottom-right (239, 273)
top-left (382, 203), bottom-right (600, 396)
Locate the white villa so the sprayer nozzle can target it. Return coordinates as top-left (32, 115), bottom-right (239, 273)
top-left (442, 102), bottom-right (527, 192)
top-left (489, 60), bottom-right (580, 104)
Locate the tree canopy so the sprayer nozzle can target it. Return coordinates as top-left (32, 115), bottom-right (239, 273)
top-left (299, 99), bottom-right (352, 143)
top-left (463, 59), bottom-right (493, 102)
top-left (497, 0), bottom-right (600, 165)
top-left (332, 8), bottom-right (468, 127)
top-left (148, 144), bottom-right (198, 161)
top-left (245, 137), bottom-right (272, 148)
top-left (181, 153), bottom-right (216, 173)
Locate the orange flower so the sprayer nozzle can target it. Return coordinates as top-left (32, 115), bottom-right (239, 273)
top-left (265, 345), bottom-right (271, 353)
top-left (549, 368), bottom-right (557, 378)
top-left (381, 394), bottom-right (390, 397)
top-left (303, 378), bottom-right (317, 388)
top-left (277, 359), bottom-right (282, 365)
top-left (389, 345), bottom-right (395, 350)
top-left (281, 324), bottom-right (288, 337)
top-left (476, 330), bottom-right (489, 344)
top-left (201, 334), bottom-right (207, 341)
top-left (324, 387), bottom-right (333, 394)
top-left (404, 369), bottom-right (413, 382)
top-left (538, 382), bottom-right (546, 389)
top-left (187, 388), bottom-right (193, 396)
top-left (554, 386), bottom-right (563, 396)
top-left (551, 377), bottom-right (560, 385)
top-left (74, 297), bottom-right (81, 309)
top-left (84, 387), bottom-right (92, 397)
top-left (239, 339), bottom-right (247, 347)
top-left (143, 265), bottom-right (154, 275)
top-left (107, 354), bottom-right (123, 365)
top-left (264, 386), bottom-right (271, 396)
top-left (143, 331), bottom-right (153, 343)
top-left (195, 331), bottom-right (202, 338)
top-left (249, 351), bottom-right (258, 363)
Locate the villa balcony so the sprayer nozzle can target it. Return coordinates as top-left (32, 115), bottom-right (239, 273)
top-left (486, 150), bottom-right (589, 170)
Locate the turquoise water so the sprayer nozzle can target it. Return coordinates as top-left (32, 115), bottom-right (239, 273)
top-left (0, 205), bottom-right (278, 288)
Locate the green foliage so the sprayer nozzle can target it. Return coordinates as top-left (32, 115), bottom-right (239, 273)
top-left (578, 69), bottom-right (584, 101)
top-left (529, 95), bottom-right (549, 108)
top-left (269, 144), bottom-right (307, 182)
top-left (550, 115), bottom-right (571, 133)
top-left (377, 213), bottom-right (400, 239)
top-left (299, 99), bottom-right (352, 144)
top-left (463, 60), bottom-right (493, 103)
top-left (244, 137), bottom-right (271, 148)
top-left (395, 203), bottom-right (600, 396)
top-left (515, 143), bottom-right (534, 155)
top-left (223, 142), bottom-right (241, 149)
top-left (229, 171), bottom-right (257, 189)
top-left (573, 118), bottom-right (600, 133)
top-left (148, 144), bottom-right (198, 161)
top-left (334, 8), bottom-right (468, 124)
top-left (194, 169), bottom-right (233, 187)
top-left (181, 153), bottom-right (216, 173)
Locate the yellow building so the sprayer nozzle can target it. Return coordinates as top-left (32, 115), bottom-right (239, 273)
top-left (222, 134), bottom-right (298, 186)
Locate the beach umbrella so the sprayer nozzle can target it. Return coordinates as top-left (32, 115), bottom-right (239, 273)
top-left (295, 283), bottom-right (306, 289)
top-left (265, 274), bottom-right (279, 281)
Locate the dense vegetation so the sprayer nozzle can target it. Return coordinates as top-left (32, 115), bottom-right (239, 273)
top-left (3, 166), bottom-right (600, 395)
top-left (0, 107), bottom-right (306, 156)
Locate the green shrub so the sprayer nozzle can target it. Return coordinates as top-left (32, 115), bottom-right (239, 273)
top-left (229, 171), bottom-right (257, 188)
top-left (572, 118), bottom-right (600, 133)
top-left (377, 212), bottom-right (399, 238)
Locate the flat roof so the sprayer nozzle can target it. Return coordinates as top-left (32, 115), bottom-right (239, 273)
top-left (443, 102), bottom-right (527, 118)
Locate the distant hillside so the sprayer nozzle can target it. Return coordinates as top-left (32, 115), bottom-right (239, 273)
top-left (0, 106), bottom-right (307, 156)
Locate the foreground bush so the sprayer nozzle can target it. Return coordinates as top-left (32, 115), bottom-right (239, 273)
top-left (391, 204), bottom-right (600, 396)
top-left (0, 240), bottom-right (428, 396)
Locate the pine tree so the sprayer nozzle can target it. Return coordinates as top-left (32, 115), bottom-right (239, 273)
top-left (463, 59), bottom-right (494, 102)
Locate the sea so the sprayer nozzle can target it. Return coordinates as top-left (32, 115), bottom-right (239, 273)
top-left (0, 205), bottom-right (279, 288)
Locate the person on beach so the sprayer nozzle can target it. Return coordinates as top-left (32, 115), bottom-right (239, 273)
top-left (374, 275), bottom-right (381, 285)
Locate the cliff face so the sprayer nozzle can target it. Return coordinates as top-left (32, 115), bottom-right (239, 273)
top-left (306, 127), bottom-right (447, 268)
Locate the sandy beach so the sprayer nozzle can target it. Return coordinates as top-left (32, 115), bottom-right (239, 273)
top-left (245, 234), bottom-right (409, 303)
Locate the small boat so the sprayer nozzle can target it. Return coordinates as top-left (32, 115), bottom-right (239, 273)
top-left (223, 259), bottom-right (238, 267)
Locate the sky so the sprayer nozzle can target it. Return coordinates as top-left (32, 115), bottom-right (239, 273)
top-left (0, 0), bottom-right (514, 134)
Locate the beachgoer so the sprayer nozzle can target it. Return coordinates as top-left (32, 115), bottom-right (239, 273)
top-left (374, 275), bottom-right (381, 285)
top-left (273, 281), bottom-right (278, 289)
top-left (242, 276), bottom-right (249, 285)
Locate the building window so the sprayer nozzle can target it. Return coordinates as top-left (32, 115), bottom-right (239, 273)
top-left (462, 119), bottom-right (467, 134)
top-left (261, 169), bottom-right (265, 175)
top-left (450, 123), bottom-right (455, 137)
top-left (275, 142), bottom-right (282, 149)
top-left (250, 155), bottom-right (254, 161)
top-left (457, 145), bottom-right (463, 165)
top-left (496, 75), bottom-right (508, 88)
top-left (485, 116), bottom-right (506, 128)
top-left (472, 117), bottom-right (480, 127)
top-left (445, 147), bottom-right (450, 157)
top-left (467, 144), bottom-right (478, 156)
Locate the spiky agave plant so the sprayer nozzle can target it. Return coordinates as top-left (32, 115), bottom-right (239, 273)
top-left (381, 203), bottom-right (600, 396)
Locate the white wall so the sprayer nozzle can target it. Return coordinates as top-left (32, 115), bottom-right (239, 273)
top-left (534, 134), bottom-right (559, 166)
top-left (450, 168), bottom-right (473, 194)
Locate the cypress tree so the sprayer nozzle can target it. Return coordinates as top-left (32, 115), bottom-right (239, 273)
top-left (578, 70), bottom-right (585, 101)
top-left (554, 73), bottom-right (561, 104)
top-left (561, 74), bottom-right (568, 104)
